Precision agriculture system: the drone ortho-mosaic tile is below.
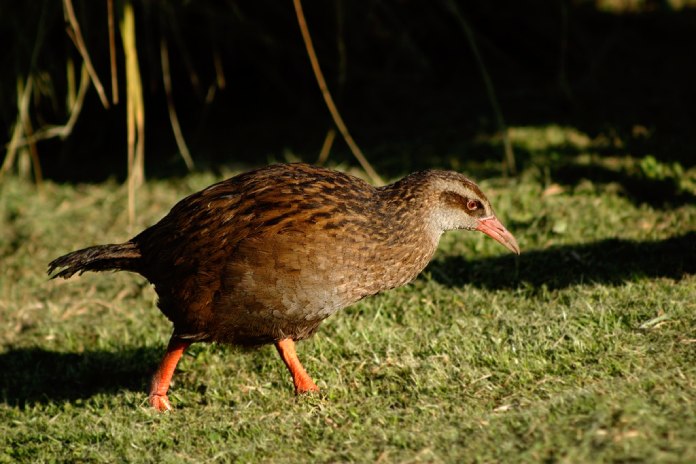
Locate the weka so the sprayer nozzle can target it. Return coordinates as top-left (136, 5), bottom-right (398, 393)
top-left (49, 163), bottom-right (519, 410)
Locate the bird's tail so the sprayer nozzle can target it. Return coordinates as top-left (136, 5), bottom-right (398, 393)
top-left (48, 242), bottom-right (141, 279)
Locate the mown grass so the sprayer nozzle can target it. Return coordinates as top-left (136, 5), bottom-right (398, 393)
top-left (1, 140), bottom-right (695, 462)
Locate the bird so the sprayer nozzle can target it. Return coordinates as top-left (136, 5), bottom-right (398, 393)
top-left (48, 163), bottom-right (519, 411)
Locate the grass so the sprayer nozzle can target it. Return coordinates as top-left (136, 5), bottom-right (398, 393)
top-left (1, 138), bottom-right (695, 462)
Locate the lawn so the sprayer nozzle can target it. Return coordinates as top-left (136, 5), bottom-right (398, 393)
top-left (1, 134), bottom-right (695, 462)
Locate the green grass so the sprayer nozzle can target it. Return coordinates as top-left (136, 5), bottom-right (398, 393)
top-left (1, 146), bottom-right (695, 462)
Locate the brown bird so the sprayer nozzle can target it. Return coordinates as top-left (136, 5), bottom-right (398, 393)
top-left (48, 163), bottom-right (519, 410)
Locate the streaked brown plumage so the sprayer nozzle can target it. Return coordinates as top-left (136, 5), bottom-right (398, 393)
top-left (49, 163), bottom-right (519, 410)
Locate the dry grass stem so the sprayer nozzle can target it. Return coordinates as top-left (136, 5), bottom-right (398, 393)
top-left (316, 128), bottom-right (336, 165)
top-left (62, 0), bottom-right (110, 109)
top-left (1, 75), bottom-right (44, 184)
top-left (66, 57), bottom-right (76, 108)
top-left (292, 0), bottom-right (383, 186)
top-left (213, 50), bottom-right (226, 90)
top-left (107, 0), bottom-right (119, 105)
top-left (18, 85), bottom-right (43, 186)
top-left (120, 0), bottom-right (146, 227)
top-left (4, 64), bottom-right (91, 152)
top-left (160, 38), bottom-right (194, 171)
top-left (1, 77), bottom-right (33, 178)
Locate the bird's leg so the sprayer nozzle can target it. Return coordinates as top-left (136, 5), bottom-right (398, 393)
top-left (275, 338), bottom-right (319, 394)
top-left (148, 335), bottom-right (191, 411)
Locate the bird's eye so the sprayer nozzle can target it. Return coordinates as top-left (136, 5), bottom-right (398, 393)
top-left (466, 199), bottom-right (479, 211)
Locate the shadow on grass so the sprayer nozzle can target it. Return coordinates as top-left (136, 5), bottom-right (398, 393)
top-left (429, 232), bottom-right (696, 291)
top-left (0, 346), bottom-right (161, 407)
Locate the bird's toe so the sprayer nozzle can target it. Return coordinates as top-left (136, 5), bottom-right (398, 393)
top-left (295, 380), bottom-right (320, 395)
top-left (149, 394), bottom-right (173, 412)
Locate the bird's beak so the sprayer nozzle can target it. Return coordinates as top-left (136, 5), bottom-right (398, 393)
top-left (476, 216), bottom-right (520, 255)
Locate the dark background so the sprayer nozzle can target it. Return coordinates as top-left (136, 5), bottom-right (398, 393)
top-left (1, 0), bottom-right (695, 182)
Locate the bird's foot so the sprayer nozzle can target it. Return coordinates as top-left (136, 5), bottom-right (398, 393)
top-left (148, 336), bottom-right (190, 412)
top-left (149, 393), bottom-right (173, 412)
top-left (294, 377), bottom-right (320, 395)
top-left (275, 338), bottom-right (320, 395)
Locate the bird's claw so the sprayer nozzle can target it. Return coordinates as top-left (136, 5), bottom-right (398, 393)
top-left (295, 380), bottom-right (320, 395)
top-left (149, 394), bottom-right (173, 412)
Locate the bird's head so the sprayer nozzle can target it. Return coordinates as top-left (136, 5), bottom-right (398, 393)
top-left (426, 171), bottom-right (520, 255)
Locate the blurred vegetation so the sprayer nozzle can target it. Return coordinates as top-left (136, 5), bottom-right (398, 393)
top-left (1, 0), bottom-right (695, 187)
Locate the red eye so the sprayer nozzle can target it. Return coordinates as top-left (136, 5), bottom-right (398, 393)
top-left (467, 200), bottom-right (479, 211)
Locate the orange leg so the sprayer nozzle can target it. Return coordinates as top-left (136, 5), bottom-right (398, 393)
top-left (275, 338), bottom-right (319, 394)
top-left (148, 336), bottom-right (191, 411)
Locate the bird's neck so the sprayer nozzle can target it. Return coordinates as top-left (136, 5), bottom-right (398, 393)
top-left (376, 172), bottom-right (443, 243)
top-left (365, 176), bottom-right (442, 290)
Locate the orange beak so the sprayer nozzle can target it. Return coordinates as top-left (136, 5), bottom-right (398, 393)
top-left (476, 216), bottom-right (520, 255)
